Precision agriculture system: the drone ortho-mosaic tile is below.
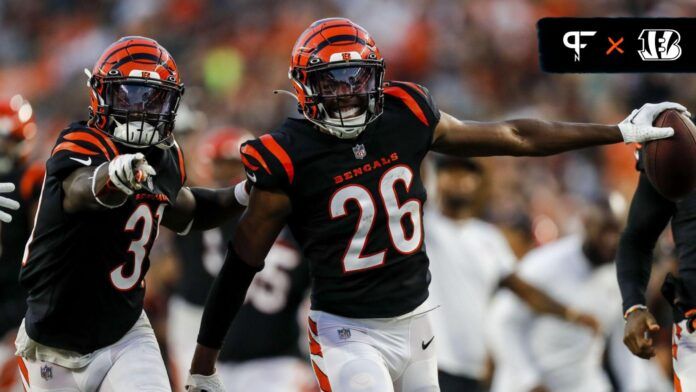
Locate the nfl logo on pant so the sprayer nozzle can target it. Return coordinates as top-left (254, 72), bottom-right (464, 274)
top-left (41, 363), bottom-right (53, 381)
top-left (338, 328), bottom-right (352, 340)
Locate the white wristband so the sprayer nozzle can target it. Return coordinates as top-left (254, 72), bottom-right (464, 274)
top-left (623, 304), bottom-right (648, 321)
top-left (91, 162), bottom-right (127, 209)
top-left (234, 180), bottom-right (250, 207)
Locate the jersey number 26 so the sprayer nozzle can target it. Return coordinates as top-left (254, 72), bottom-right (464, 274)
top-left (330, 165), bottom-right (422, 273)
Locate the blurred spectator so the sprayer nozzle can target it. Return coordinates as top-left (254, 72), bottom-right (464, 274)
top-left (487, 202), bottom-right (671, 392)
top-left (426, 155), bottom-right (599, 392)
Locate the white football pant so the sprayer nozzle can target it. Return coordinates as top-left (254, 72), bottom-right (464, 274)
top-left (308, 306), bottom-right (439, 392)
top-left (16, 312), bottom-right (170, 391)
top-left (673, 320), bottom-right (696, 392)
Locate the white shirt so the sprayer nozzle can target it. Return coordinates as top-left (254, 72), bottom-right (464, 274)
top-left (487, 235), bottom-right (671, 392)
top-left (425, 208), bottom-right (516, 378)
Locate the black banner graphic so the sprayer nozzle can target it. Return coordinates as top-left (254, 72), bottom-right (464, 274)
top-left (538, 18), bottom-right (696, 73)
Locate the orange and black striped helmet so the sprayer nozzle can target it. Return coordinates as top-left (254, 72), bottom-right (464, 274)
top-left (290, 18), bottom-right (385, 139)
top-left (88, 36), bottom-right (184, 148)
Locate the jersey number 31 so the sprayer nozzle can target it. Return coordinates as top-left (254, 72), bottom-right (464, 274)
top-left (110, 203), bottom-right (165, 290)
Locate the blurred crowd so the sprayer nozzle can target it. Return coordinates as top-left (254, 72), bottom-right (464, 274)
top-left (2, 0), bottom-right (696, 390)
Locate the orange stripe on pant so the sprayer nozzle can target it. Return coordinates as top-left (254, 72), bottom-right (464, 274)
top-left (675, 372), bottom-right (683, 392)
top-left (309, 317), bottom-right (318, 335)
top-left (308, 317), bottom-right (332, 391)
top-left (312, 360), bottom-right (332, 392)
top-left (309, 330), bottom-right (323, 357)
top-left (16, 357), bottom-right (29, 389)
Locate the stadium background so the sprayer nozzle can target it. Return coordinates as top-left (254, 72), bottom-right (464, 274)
top-left (2, 0), bottom-right (696, 389)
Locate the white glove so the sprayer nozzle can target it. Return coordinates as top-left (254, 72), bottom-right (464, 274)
top-left (618, 101), bottom-right (691, 143)
top-left (108, 153), bottom-right (156, 195)
top-left (185, 372), bottom-right (226, 392)
top-left (0, 183), bottom-right (20, 223)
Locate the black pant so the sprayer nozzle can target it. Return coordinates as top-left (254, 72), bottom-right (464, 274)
top-left (438, 370), bottom-right (484, 392)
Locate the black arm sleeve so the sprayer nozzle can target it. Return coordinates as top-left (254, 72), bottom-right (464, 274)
top-left (616, 173), bottom-right (676, 313)
top-left (196, 244), bottom-right (262, 349)
top-left (189, 186), bottom-right (243, 231)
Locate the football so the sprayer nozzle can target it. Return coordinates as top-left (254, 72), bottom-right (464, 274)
top-left (644, 109), bottom-right (696, 200)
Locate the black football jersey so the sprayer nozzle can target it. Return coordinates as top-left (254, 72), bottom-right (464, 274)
top-left (174, 227), bottom-right (310, 362)
top-left (20, 122), bottom-right (185, 354)
top-left (0, 162), bottom-right (43, 337)
top-left (241, 81), bottom-right (440, 318)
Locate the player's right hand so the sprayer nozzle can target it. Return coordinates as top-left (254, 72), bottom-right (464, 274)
top-left (185, 372), bottom-right (226, 392)
top-left (108, 153), bottom-right (156, 195)
top-left (0, 183), bottom-right (20, 223)
top-left (623, 308), bottom-right (660, 359)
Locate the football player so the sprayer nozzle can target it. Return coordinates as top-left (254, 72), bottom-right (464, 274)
top-left (425, 156), bottom-right (598, 392)
top-left (169, 129), bottom-right (315, 391)
top-left (187, 18), bottom-right (686, 392)
top-left (617, 149), bottom-right (696, 389)
top-left (0, 96), bottom-right (43, 390)
top-left (15, 37), bottom-right (248, 391)
top-left (490, 203), bottom-right (671, 392)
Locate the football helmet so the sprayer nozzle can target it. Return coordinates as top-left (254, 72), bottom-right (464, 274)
top-left (289, 18), bottom-right (385, 139)
top-left (0, 95), bottom-right (37, 173)
top-left (88, 36), bottom-right (184, 148)
top-left (198, 127), bottom-right (252, 185)
top-left (199, 127), bottom-right (252, 163)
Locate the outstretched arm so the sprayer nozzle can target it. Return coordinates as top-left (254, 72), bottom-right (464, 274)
top-left (187, 186), bottom-right (291, 388)
top-left (160, 181), bottom-right (250, 233)
top-left (431, 102), bottom-right (685, 157)
top-left (62, 153), bottom-right (154, 213)
top-left (501, 273), bottom-right (600, 332)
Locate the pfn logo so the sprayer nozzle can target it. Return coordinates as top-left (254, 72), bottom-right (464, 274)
top-left (638, 29), bottom-right (682, 61)
top-left (563, 31), bottom-right (596, 61)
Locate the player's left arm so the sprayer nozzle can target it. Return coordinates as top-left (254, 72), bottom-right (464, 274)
top-left (186, 186), bottom-right (291, 392)
top-left (431, 102), bottom-right (688, 157)
top-left (160, 182), bottom-right (250, 233)
top-left (501, 273), bottom-right (600, 333)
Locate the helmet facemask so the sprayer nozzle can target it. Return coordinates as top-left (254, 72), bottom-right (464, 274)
top-left (97, 78), bottom-right (182, 148)
top-left (301, 63), bottom-right (384, 139)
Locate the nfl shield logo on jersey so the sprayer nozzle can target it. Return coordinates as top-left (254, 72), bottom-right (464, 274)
top-left (352, 144), bottom-right (367, 159)
top-left (338, 328), bottom-right (352, 340)
top-left (41, 363), bottom-right (53, 381)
